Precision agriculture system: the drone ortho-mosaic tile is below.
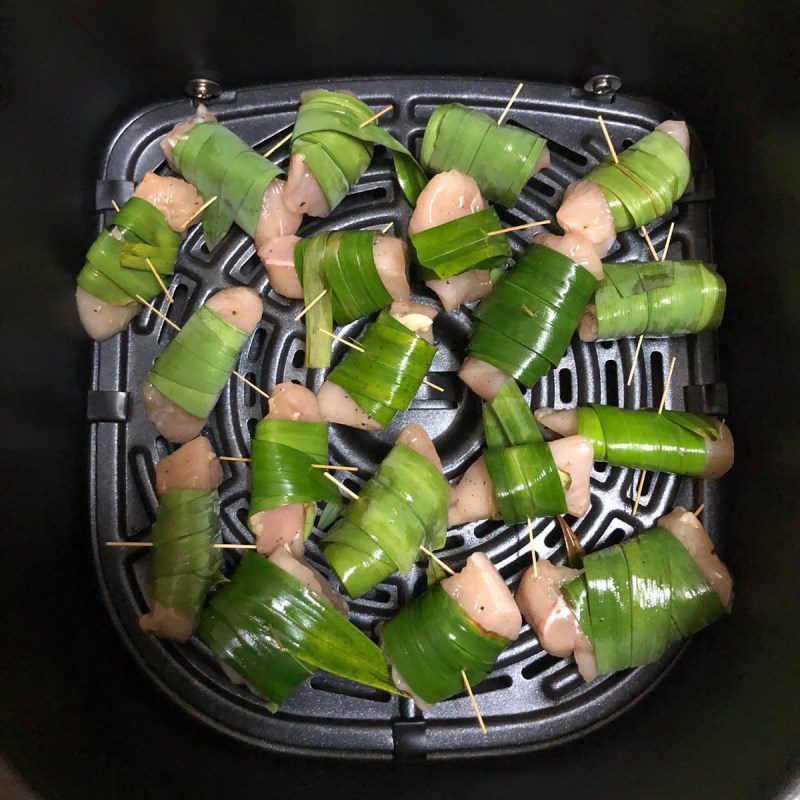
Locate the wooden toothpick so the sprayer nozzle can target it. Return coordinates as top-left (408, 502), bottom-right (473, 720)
top-left (181, 195), bottom-right (217, 230)
top-left (661, 221), bottom-right (676, 261)
top-left (318, 329), bottom-right (365, 352)
top-left (135, 295), bottom-right (270, 400)
top-left (310, 464), bottom-right (359, 472)
top-left (219, 456), bottom-right (251, 462)
top-left (294, 289), bottom-right (327, 322)
top-left (461, 670), bottom-right (487, 736)
top-left (419, 545), bottom-right (455, 576)
top-left (521, 305), bottom-right (536, 319)
top-left (263, 131), bottom-right (293, 159)
top-left (145, 257), bottom-right (174, 304)
top-left (597, 115), bottom-right (618, 163)
top-left (323, 472), bottom-right (360, 501)
top-left (359, 104), bottom-right (393, 128)
top-left (423, 378), bottom-right (444, 393)
top-left (694, 503), bottom-right (705, 517)
top-left (105, 541), bottom-right (257, 550)
top-left (111, 200), bottom-right (121, 213)
top-left (626, 334), bottom-right (645, 387)
top-left (527, 517), bottom-right (538, 577)
top-left (486, 219), bottom-right (550, 237)
top-left (640, 226), bottom-right (660, 261)
top-left (632, 355), bottom-right (677, 515)
top-left (380, 221), bottom-right (394, 234)
top-left (497, 82), bottom-right (524, 125)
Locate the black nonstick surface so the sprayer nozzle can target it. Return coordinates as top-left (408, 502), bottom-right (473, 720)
top-left (3, 0), bottom-right (799, 797)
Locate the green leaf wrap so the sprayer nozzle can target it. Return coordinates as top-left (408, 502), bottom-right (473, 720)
top-left (326, 310), bottom-right (436, 427)
top-left (248, 418), bottom-right (340, 521)
top-left (380, 584), bottom-right (508, 705)
top-left (576, 404), bottom-right (720, 476)
top-left (595, 261), bottom-right (726, 340)
top-left (171, 121), bottom-right (282, 250)
top-left (411, 206), bottom-right (511, 280)
top-left (562, 525), bottom-right (725, 674)
top-left (147, 305), bottom-right (250, 420)
top-left (420, 103), bottom-right (548, 207)
top-left (291, 89), bottom-right (427, 210)
top-left (198, 552), bottom-right (398, 710)
top-left (150, 487), bottom-right (222, 616)
top-left (586, 129), bottom-right (691, 231)
top-left (468, 242), bottom-right (598, 388)
top-left (76, 197), bottom-right (181, 305)
top-left (294, 230), bottom-right (396, 369)
top-left (322, 442), bottom-right (449, 597)
top-left (480, 378), bottom-right (566, 523)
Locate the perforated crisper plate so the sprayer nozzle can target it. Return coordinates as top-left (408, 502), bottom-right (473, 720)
top-left (89, 76), bottom-right (725, 760)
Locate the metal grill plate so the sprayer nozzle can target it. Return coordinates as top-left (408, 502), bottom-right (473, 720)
top-left (89, 76), bottom-right (724, 759)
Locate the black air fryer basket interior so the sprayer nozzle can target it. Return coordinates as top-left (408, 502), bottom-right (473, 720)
top-left (4, 2), bottom-right (800, 798)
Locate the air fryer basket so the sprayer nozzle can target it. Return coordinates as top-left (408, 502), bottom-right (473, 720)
top-left (90, 76), bottom-right (726, 758)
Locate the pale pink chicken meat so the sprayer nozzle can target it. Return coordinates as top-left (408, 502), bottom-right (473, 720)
top-left (533, 231), bottom-right (604, 281)
top-left (427, 271), bottom-right (495, 313)
top-left (283, 153), bottom-right (331, 218)
top-left (133, 172), bottom-right (204, 233)
top-left (142, 287), bottom-right (263, 443)
top-left (442, 552), bottom-right (522, 641)
top-left (160, 104), bottom-right (217, 170)
top-left (448, 436), bottom-right (593, 527)
top-left (657, 120), bottom-right (691, 156)
top-left (577, 304), bottom-right (599, 342)
top-left (556, 180), bottom-right (617, 258)
top-left (258, 235), bottom-right (303, 299)
top-left (534, 408), bottom-right (734, 479)
top-left (515, 559), bottom-right (598, 682)
top-left (458, 358), bottom-right (510, 403)
top-left (249, 382), bottom-right (324, 556)
top-left (269, 545), bottom-right (349, 616)
top-left (317, 304), bottom-right (437, 430)
top-left (140, 435), bottom-right (223, 642)
top-left (253, 177), bottom-right (303, 249)
top-left (75, 287), bottom-right (140, 342)
top-left (396, 423), bottom-right (443, 472)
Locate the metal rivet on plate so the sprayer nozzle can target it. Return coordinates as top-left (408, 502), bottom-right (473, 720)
top-left (584, 74), bottom-right (622, 96)
top-left (185, 77), bottom-right (222, 101)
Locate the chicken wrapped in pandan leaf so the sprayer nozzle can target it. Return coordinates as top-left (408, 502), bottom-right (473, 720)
top-left (534, 404), bottom-right (734, 479)
top-left (459, 242), bottom-right (599, 400)
top-left (142, 287), bottom-right (263, 443)
top-left (579, 260), bottom-right (726, 341)
top-left (198, 549), bottom-right (398, 711)
top-left (419, 102), bottom-right (550, 208)
top-left (75, 173), bottom-right (202, 341)
top-left (381, 552), bottom-right (522, 708)
top-left (248, 383), bottom-right (341, 555)
top-left (557, 121), bottom-right (691, 256)
top-left (163, 105), bottom-right (302, 251)
top-left (321, 424), bottom-right (449, 598)
top-left (283, 89), bottom-right (427, 217)
top-left (449, 379), bottom-right (593, 526)
top-left (516, 508), bottom-right (732, 681)
top-left (139, 437), bottom-right (223, 642)
top-left (318, 305), bottom-right (437, 430)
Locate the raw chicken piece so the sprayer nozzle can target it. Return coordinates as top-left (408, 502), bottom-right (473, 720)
top-left (657, 120), bottom-right (690, 156)
top-left (389, 299), bottom-right (437, 343)
top-left (448, 437), bottom-right (592, 526)
top-left (458, 358), bottom-right (511, 402)
top-left (155, 436), bottom-right (222, 496)
top-left (139, 602), bottom-right (196, 644)
top-left (258, 235), bottom-right (303, 299)
top-left (533, 231), bottom-right (604, 281)
top-left (133, 172), bottom-right (204, 233)
top-left (441, 552), bottom-right (522, 641)
top-left (161, 104), bottom-right (217, 170)
top-left (515, 559), bottom-right (598, 682)
top-left (556, 179), bottom-right (617, 257)
top-left (283, 153), bottom-right (331, 218)
top-left (534, 408), bottom-right (734, 480)
top-left (578, 304), bottom-right (598, 342)
top-left (407, 170), bottom-right (486, 235)
top-left (269, 545), bottom-right (349, 616)
top-left (408, 170), bottom-right (496, 310)
top-left (75, 286), bottom-right (140, 342)
top-left (373, 235), bottom-right (411, 301)
top-left (427, 270), bottom-right (495, 313)
top-left (143, 288), bottom-right (263, 443)
top-left (658, 507), bottom-right (733, 610)
top-left (253, 178), bottom-right (303, 249)
top-left (531, 147), bottom-right (551, 176)
top-left (397, 423), bottom-right (442, 472)
top-left (317, 381), bottom-right (382, 431)
top-left (249, 383), bottom-right (323, 555)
